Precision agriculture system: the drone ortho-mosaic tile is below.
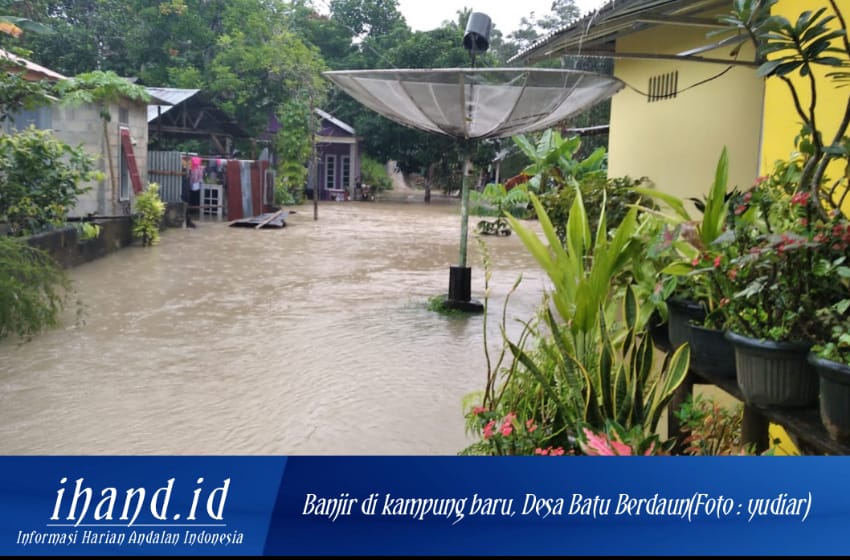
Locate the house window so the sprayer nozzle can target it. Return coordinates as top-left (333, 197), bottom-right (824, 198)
top-left (118, 107), bottom-right (129, 125)
top-left (119, 127), bottom-right (131, 201)
top-left (341, 155), bottom-right (351, 190)
top-left (5, 106), bottom-right (52, 132)
top-left (648, 71), bottom-right (678, 102)
top-left (324, 154), bottom-right (337, 190)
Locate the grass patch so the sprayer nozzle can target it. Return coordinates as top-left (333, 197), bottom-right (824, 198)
top-left (427, 294), bottom-right (469, 317)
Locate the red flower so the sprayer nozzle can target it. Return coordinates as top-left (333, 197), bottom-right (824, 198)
top-left (791, 191), bottom-right (810, 206)
top-left (526, 419), bottom-right (538, 434)
top-left (713, 255), bottom-right (722, 268)
top-left (471, 406), bottom-right (487, 416)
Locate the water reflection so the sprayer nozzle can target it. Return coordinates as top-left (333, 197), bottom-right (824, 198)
top-left (0, 200), bottom-right (549, 454)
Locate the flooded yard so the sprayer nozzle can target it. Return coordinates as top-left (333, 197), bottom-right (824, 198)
top-left (0, 199), bottom-right (549, 455)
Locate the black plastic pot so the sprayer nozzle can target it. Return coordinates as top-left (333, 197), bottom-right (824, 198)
top-left (666, 298), bottom-right (706, 350)
top-left (725, 330), bottom-right (817, 408)
top-left (809, 353), bottom-right (850, 442)
top-left (690, 324), bottom-right (737, 379)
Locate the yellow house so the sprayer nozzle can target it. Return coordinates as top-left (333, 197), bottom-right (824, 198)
top-left (511, 0), bottom-right (849, 205)
top-left (511, 0), bottom-right (850, 455)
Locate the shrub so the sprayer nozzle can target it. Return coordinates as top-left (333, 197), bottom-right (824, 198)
top-left (538, 175), bottom-right (653, 243)
top-left (132, 183), bottom-right (166, 246)
top-left (0, 237), bottom-right (73, 341)
top-left (360, 156), bottom-right (392, 192)
top-left (0, 126), bottom-right (98, 236)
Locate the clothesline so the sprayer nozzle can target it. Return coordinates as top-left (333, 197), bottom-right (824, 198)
top-left (181, 153), bottom-right (263, 164)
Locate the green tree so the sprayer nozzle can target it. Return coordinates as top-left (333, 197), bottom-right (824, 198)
top-left (3, 0), bottom-right (134, 76)
top-left (0, 237), bottom-right (73, 342)
top-left (0, 126), bottom-right (98, 236)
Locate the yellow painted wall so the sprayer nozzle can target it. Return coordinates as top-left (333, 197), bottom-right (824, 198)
top-left (608, 20), bottom-right (765, 207)
top-left (760, 0), bottom-right (849, 183)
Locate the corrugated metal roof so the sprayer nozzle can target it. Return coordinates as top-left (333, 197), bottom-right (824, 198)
top-left (508, 0), bottom-right (729, 64)
top-left (146, 87), bottom-right (201, 122)
top-left (0, 48), bottom-right (66, 81)
top-left (315, 108), bottom-right (355, 135)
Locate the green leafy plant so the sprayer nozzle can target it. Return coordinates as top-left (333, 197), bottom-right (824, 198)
top-left (360, 155), bottom-right (392, 193)
top-left (132, 183), bottom-right (166, 247)
top-left (511, 130), bottom-right (607, 195)
top-left (76, 221), bottom-right (101, 242)
top-left (471, 182), bottom-right (530, 236)
top-left (636, 147), bottom-right (736, 328)
top-left (463, 189), bottom-right (690, 454)
top-left (674, 394), bottom-right (777, 455)
top-left (539, 174), bottom-right (653, 244)
top-left (718, 175), bottom-right (850, 343)
top-left (718, 0), bottom-right (850, 217)
top-left (0, 237), bottom-right (73, 342)
top-left (0, 126), bottom-right (98, 236)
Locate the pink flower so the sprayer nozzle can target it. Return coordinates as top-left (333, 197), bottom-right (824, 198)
top-left (534, 446), bottom-right (565, 456)
top-left (471, 406), bottom-right (487, 416)
top-left (483, 420), bottom-right (496, 440)
top-left (526, 419), bottom-right (538, 433)
top-left (691, 256), bottom-right (700, 266)
top-left (713, 255), bottom-right (722, 268)
top-left (500, 422), bottom-right (513, 437)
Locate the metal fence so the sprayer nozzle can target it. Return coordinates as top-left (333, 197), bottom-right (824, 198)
top-left (147, 150), bottom-right (183, 202)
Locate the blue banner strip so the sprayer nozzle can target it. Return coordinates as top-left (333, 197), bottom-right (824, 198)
top-left (1, 456), bottom-right (849, 556)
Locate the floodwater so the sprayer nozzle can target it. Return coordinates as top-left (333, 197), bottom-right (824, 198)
top-left (0, 198), bottom-right (551, 455)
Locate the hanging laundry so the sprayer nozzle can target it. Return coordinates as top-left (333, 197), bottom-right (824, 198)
top-left (190, 156), bottom-right (203, 191)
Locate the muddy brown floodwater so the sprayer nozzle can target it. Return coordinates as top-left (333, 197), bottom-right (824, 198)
top-left (0, 199), bottom-right (551, 455)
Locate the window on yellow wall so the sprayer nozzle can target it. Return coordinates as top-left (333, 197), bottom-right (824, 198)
top-left (648, 71), bottom-right (678, 102)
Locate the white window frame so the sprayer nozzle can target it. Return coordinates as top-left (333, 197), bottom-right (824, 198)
top-left (324, 154), bottom-right (337, 191)
top-left (341, 155), bottom-right (351, 191)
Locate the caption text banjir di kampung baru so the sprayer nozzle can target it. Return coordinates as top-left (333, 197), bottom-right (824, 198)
top-left (301, 491), bottom-right (813, 524)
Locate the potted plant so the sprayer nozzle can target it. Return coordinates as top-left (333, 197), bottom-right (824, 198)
top-left (720, 166), bottom-right (850, 407)
top-left (636, 148), bottom-right (733, 357)
top-left (809, 314), bottom-right (850, 442)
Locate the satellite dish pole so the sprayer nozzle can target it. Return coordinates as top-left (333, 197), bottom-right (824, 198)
top-left (445, 12), bottom-right (492, 312)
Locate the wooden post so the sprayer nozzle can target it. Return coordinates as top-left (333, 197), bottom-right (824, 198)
top-left (741, 405), bottom-right (770, 454)
top-left (668, 370), bottom-right (696, 454)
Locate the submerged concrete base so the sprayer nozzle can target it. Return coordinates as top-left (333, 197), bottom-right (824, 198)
top-left (442, 297), bottom-right (484, 313)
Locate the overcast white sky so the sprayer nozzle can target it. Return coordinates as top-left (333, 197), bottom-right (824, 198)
top-left (396, 0), bottom-right (610, 35)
